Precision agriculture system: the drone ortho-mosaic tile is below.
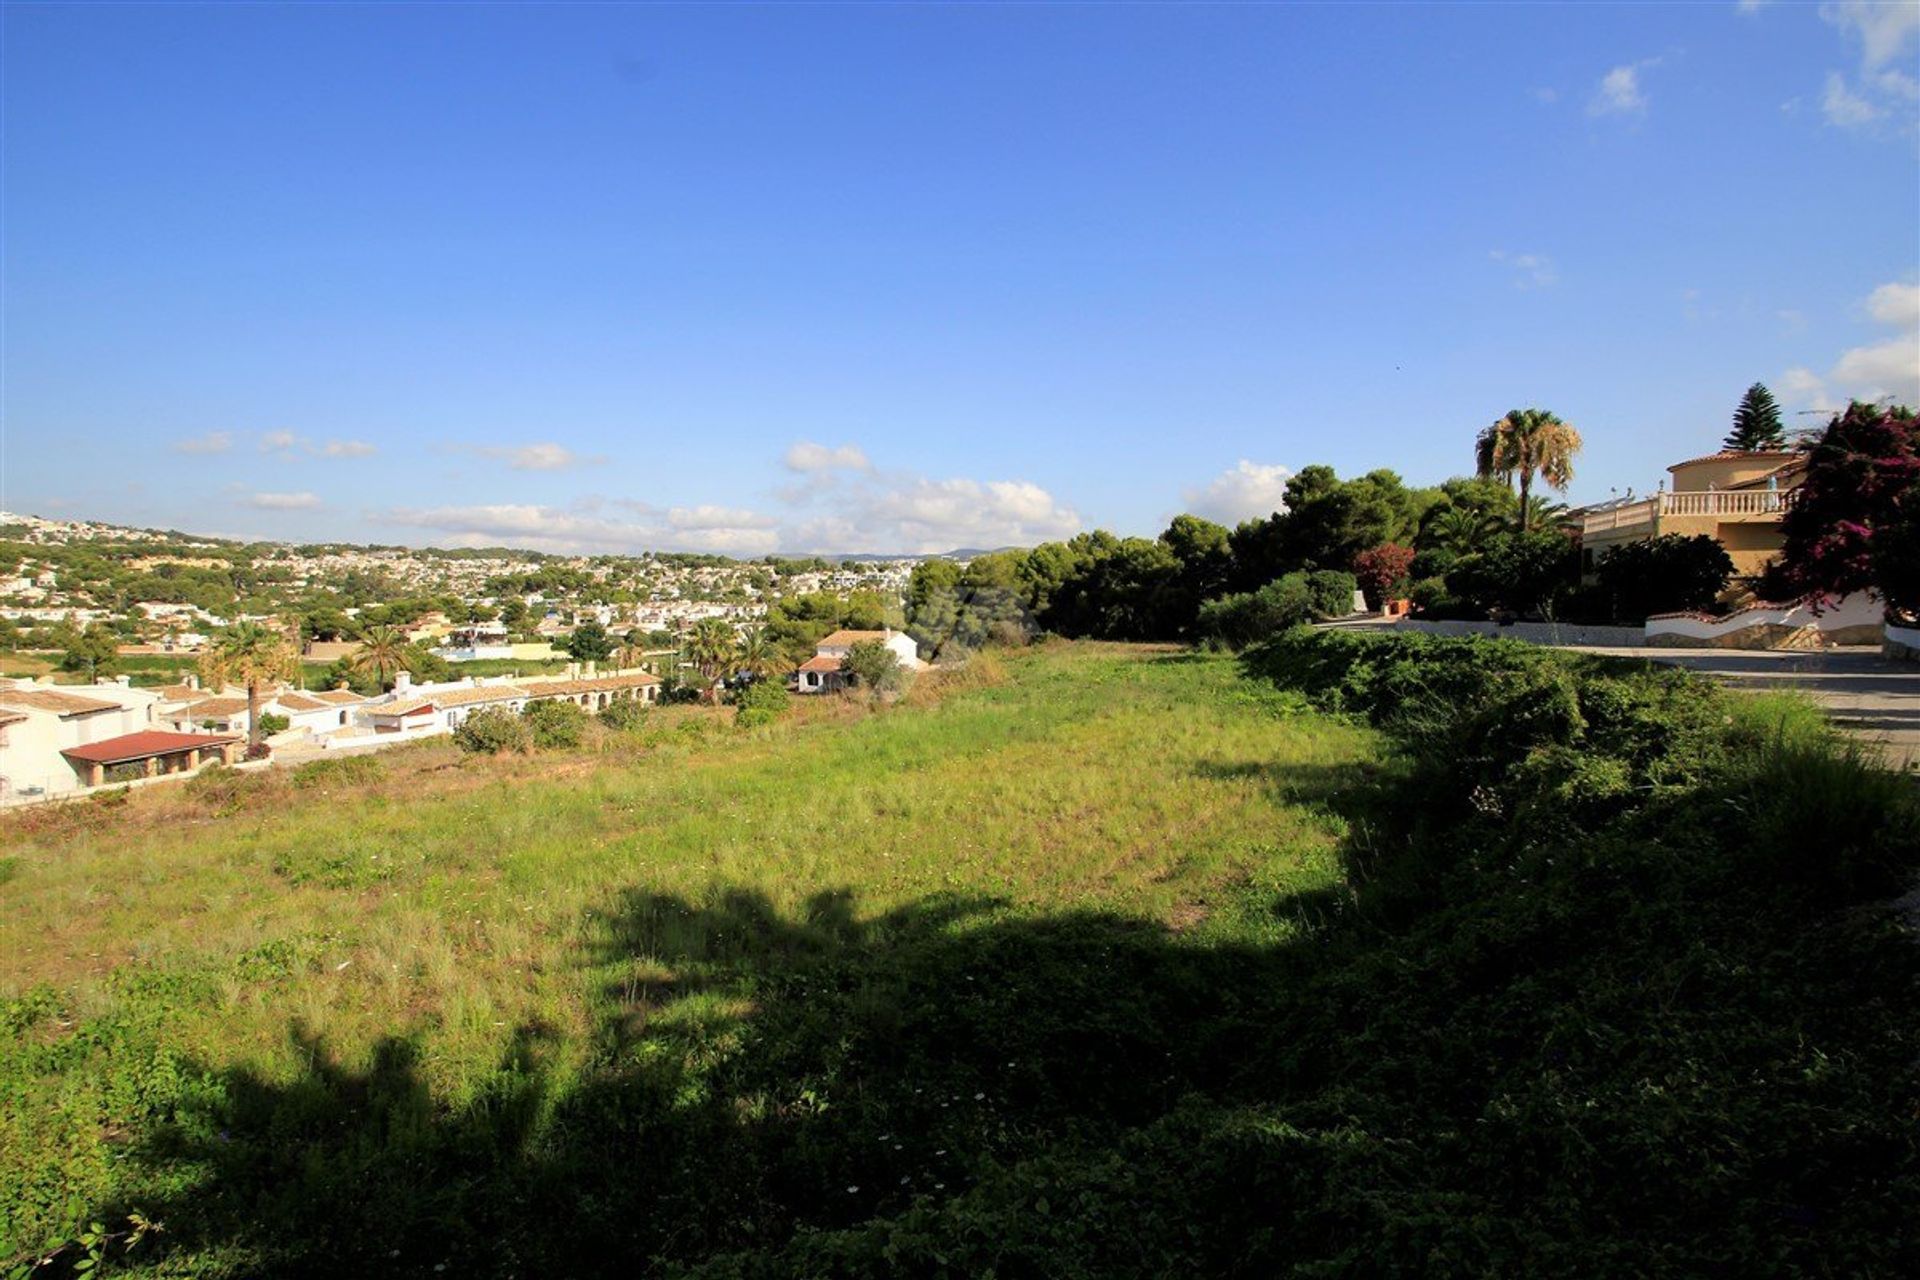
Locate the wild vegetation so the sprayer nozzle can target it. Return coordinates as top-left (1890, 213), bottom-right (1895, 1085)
top-left (3, 637), bottom-right (1914, 1276)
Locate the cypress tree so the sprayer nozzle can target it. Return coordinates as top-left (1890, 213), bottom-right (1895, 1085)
top-left (1724, 382), bottom-right (1788, 451)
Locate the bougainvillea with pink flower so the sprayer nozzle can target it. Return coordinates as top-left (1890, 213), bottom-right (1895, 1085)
top-left (1758, 400), bottom-right (1917, 610)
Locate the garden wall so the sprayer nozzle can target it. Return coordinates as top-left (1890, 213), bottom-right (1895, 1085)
top-left (1645, 592), bottom-right (1883, 650)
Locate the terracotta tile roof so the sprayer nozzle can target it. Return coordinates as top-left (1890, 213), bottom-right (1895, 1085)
top-left (308, 689), bottom-right (368, 705)
top-left (817, 629), bottom-right (891, 647)
top-left (522, 672), bottom-right (661, 695)
top-left (373, 684), bottom-right (529, 717)
top-left (797, 655), bottom-right (844, 673)
top-left (0, 689), bottom-right (123, 716)
top-left (1667, 448), bottom-right (1800, 470)
top-left (171, 697), bottom-right (250, 719)
top-left (0, 708), bottom-right (26, 727)
top-left (273, 693), bottom-right (334, 713)
top-left (61, 729), bottom-right (239, 765)
top-left (149, 683), bottom-right (209, 702)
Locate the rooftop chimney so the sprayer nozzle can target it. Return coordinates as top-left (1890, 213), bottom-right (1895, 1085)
top-left (393, 670), bottom-right (414, 696)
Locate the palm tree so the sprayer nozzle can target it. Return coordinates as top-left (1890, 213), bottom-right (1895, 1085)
top-left (733, 627), bottom-right (787, 682)
top-left (1423, 504), bottom-right (1499, 555)
top-left (614, 637), bottom-right (647, 671)
top-left (349, 624), bottom-right (411, 689)
top-left (198, 622), bottom-right (300, 757)
top-left (1475, 408), bottom-right (1583, 534)
top-left (686, 618), bottom-right (737, 684)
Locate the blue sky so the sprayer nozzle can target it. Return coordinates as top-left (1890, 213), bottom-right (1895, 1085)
top-left (2, 1), bottom-right (1916, 555)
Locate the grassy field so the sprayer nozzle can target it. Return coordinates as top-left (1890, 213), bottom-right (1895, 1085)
top-left (1, 643), bottom-right (1379, 1275)
top-left (3, 636), bottom-right (1914, 1277)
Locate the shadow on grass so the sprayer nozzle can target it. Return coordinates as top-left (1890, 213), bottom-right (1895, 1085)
top-left (51, 752), bottom-right (1920, 1277)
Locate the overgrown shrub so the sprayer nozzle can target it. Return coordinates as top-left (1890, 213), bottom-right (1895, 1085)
top-left (598, 698), bottom-right (650, 732)
top-left (1194, 575), bottom-right (1314, 650)
top-left (522, 698), bottom-right (588, 749)
top-left (1595, 533), bottom-right (1734, 621)
top-left (1305, 569), bottom-right (1359, 618)
top-left (289, 755), bottom-right (385, 790)
top-left (453, 706), bottom-right (531, 755)
top-left (255, 712), bottom-right (291, 736)
top-left (1444, 530), bottom-right (1579, 618)
top-left (734, 679), bottom-right (791, 728)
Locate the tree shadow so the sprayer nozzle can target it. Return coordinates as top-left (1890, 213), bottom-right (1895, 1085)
top-left (50, 749), bottom-right (1920, 1277)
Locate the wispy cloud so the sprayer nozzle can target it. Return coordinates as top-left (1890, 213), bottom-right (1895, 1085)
top-left (259, 429), bottom-right (302, 454)
top-left (1490, 249), bottom-right (1558, 290)
top-left (320, 439), bottom-right (378, 458)
top-left (1815, 1), bottom-right (1920, 130)
top-left (1822, 70), bottom-right (1883, 126)
top-left (783, 441), bottom-right (872, 473)
top-left (172, 431), bottom-right (233, 455)
top-left (463, 442), bottom-right (606, 471)
top-left (1778, 278), bottom-right (1920, 412)
top-left (244, 491), bottom-right (323, 511)
top-left (1589, 59), bottom-right (1660, 117)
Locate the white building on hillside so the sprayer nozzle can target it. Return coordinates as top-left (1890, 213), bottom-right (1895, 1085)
top-left (792, 629), bottom-right (926, 695)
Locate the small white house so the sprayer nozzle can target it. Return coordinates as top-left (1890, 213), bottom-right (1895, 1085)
top-left (792, 629), bottom-right (926, 694)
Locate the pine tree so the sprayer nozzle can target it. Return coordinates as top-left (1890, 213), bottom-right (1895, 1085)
top-left (1724, 382), bottom-right (1787, 451)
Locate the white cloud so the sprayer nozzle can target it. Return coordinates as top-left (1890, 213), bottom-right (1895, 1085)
top-left (1738, 0), bottom-right (1769, 14)
top-left (1815, 3), bottom-right (1920, 130)
top-left (1780, 278), bottom-right (1920, 411)
top-left (467, 442), bottom-right (605, 471)
top-left (172, 431), bottom-right (233, 455)
top-left (259, 429), bottom-right (302, 454)
top-left (1589, 60), bottom-right (1657, 116)
top-left (1489, 249), bottom-right (1558, 289)
top-left (665, 504), bottom-right (779, 533)
top-left (1821, 0), bottom-right (1920, 69)
top-left (1822, 70), bottom-right (1883, 126)
top-left (245, 491), bottom-right (322, 511)
top-left (1865, 280), bottom-right (1920, 328)
top-left (387, 445), bottom-right (1076, 556)
top-left (783, 441), bottom-right (872, 473)
top-left (383, 501), bottom-right (781, 556)
top-left (1183, 460), bottom-right (1295, 525)
top-left (321, 439), bottom-right (378, 458)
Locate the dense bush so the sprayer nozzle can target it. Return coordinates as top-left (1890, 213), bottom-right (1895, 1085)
top-left (1304, 568), bottom-right (1359, 618)
top-left (734, 678), bottom-right (791, 728)
top-left (1594, 533), bottom-right (1734, 620)
top-left (255, 712), bottom-right (291, 736)
top-left (597, 697), bottom-right (650, 732)
top-left (1194, 575), bottom-right (1312, 649)
top-left (1444, 530), bottom-right (1578, 618)
top-left (521, 698), bottom-right (588, 749)
top-left (452, 706), bottom-right (531, 754)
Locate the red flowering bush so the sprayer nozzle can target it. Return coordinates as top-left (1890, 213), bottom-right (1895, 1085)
top-left (1759, 401), bottom-right (1917, 606)
top-left (1351, 542), bottom-right (1415, 609)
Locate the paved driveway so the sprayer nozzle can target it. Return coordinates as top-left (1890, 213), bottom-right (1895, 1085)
top-left (1581, 646), bottom-right (1920, 770)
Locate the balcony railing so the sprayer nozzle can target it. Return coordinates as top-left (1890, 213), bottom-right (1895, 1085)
top-left (1578, 498), bottom-right (1659, 534)
top-left (1579, 489), bottom-right (1794, 537)
top-left (1659, 489), bottom-right (1792, 517)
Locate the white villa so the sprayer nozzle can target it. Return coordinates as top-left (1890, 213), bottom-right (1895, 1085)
top-left (792, 629), bottom-right (927, 694)
top-left (360, 664), bottom-right (661, 737)
top-left (0, 676), bottom-right (238, 801)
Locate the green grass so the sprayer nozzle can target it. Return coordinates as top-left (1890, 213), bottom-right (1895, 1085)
top-left (2, 637), bottom-right (1914, 1277)
top-left (0, 643), bottom-right (1376, 1274)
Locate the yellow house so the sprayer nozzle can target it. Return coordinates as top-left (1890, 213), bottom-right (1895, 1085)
top-left (1576, 449), bottom-right (1802, 579)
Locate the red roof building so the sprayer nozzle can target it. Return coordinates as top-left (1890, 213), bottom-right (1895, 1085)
top-left (60, 730), bottom-right (241, 787)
